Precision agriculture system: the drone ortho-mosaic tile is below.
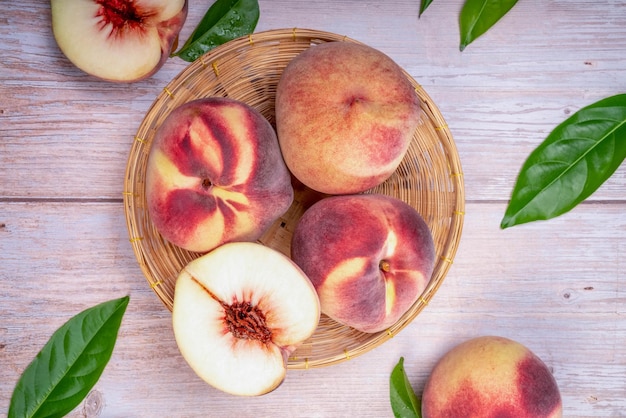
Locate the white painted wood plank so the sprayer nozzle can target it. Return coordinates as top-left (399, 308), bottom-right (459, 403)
top-left (1, 201), bottom-right (624, 416)
top-left (1, 1), bottom-right (625, 201)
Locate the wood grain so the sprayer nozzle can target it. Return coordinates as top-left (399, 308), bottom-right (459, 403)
top-left (1, 1), bottom-right (625, 417)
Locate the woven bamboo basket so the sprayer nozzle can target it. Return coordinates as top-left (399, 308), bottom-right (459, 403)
top-left (124, 28), bottom-right (464, 369)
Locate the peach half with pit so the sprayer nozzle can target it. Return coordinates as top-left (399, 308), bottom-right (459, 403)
top-left (145, 97), bottom-right (294, 253)
top-left (422, 336), bottom-right (563, 418)
top-left (51, 0), bottom-right (188, 82)
top-left (291, 193), bottom-right (435, 333)
top-left (275, 41), bottom-right (422, 195)
top-left (172, 242), bottom-right (320, 396)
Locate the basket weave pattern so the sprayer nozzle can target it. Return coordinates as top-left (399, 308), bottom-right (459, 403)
top-left (124, 28), bottom-right (464, 369)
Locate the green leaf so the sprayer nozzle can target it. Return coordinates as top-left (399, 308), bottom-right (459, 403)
top-left (459, 0), bottom-right (518, 51)
top-left (501, 94), bottom-right (626, 229)
top-left (390, 357), bottom-right (422, 418)
top-left (8, 296), bottom-right (130, 418)
top-left (173, 0), bottom-right (260, 62)
top-left (419, 0), bottom-right (434, 17)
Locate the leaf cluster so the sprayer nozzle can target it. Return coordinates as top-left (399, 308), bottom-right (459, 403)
top-left (421, 1), bottom-right (625, 227)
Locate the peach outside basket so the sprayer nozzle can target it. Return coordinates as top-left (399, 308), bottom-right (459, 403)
top-left (123, 28), bottom-right (465, 369)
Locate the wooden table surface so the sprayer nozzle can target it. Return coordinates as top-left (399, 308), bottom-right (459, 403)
top-left (2, 1), bottom-right (625, 417)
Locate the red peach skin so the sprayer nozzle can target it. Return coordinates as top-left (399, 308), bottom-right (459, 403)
top-left (291, 194), bottom-right (435, 333)
top-left (422, 336), bottom-right (563, 418)
top-left (275, 41), bottom-right (422, 194)
top-left (146, 98), bottom-right (293, 253)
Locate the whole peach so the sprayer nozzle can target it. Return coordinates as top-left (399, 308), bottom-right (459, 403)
top-left (275, 41), bottom-right (422, 194)
top-left (145, 97), bottom-right (293, 253)
top-left (291, 194), bottom-right (435, 333)
top-left (422, 336), bottom-right (563, 418)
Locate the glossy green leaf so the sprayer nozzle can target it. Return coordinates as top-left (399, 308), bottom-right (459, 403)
top-left (390, 357), bottom-right (422, 418)
top-left (8, 296), bottom-right (130, 418)
top-left (501, 94), bottom-right (626, 229)
top-left (173, 0), bottom-right (260, 62)
top-left (459, 0), bottom-right (518, 51)
top-left (419, 0), bottom-right (434, 17)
